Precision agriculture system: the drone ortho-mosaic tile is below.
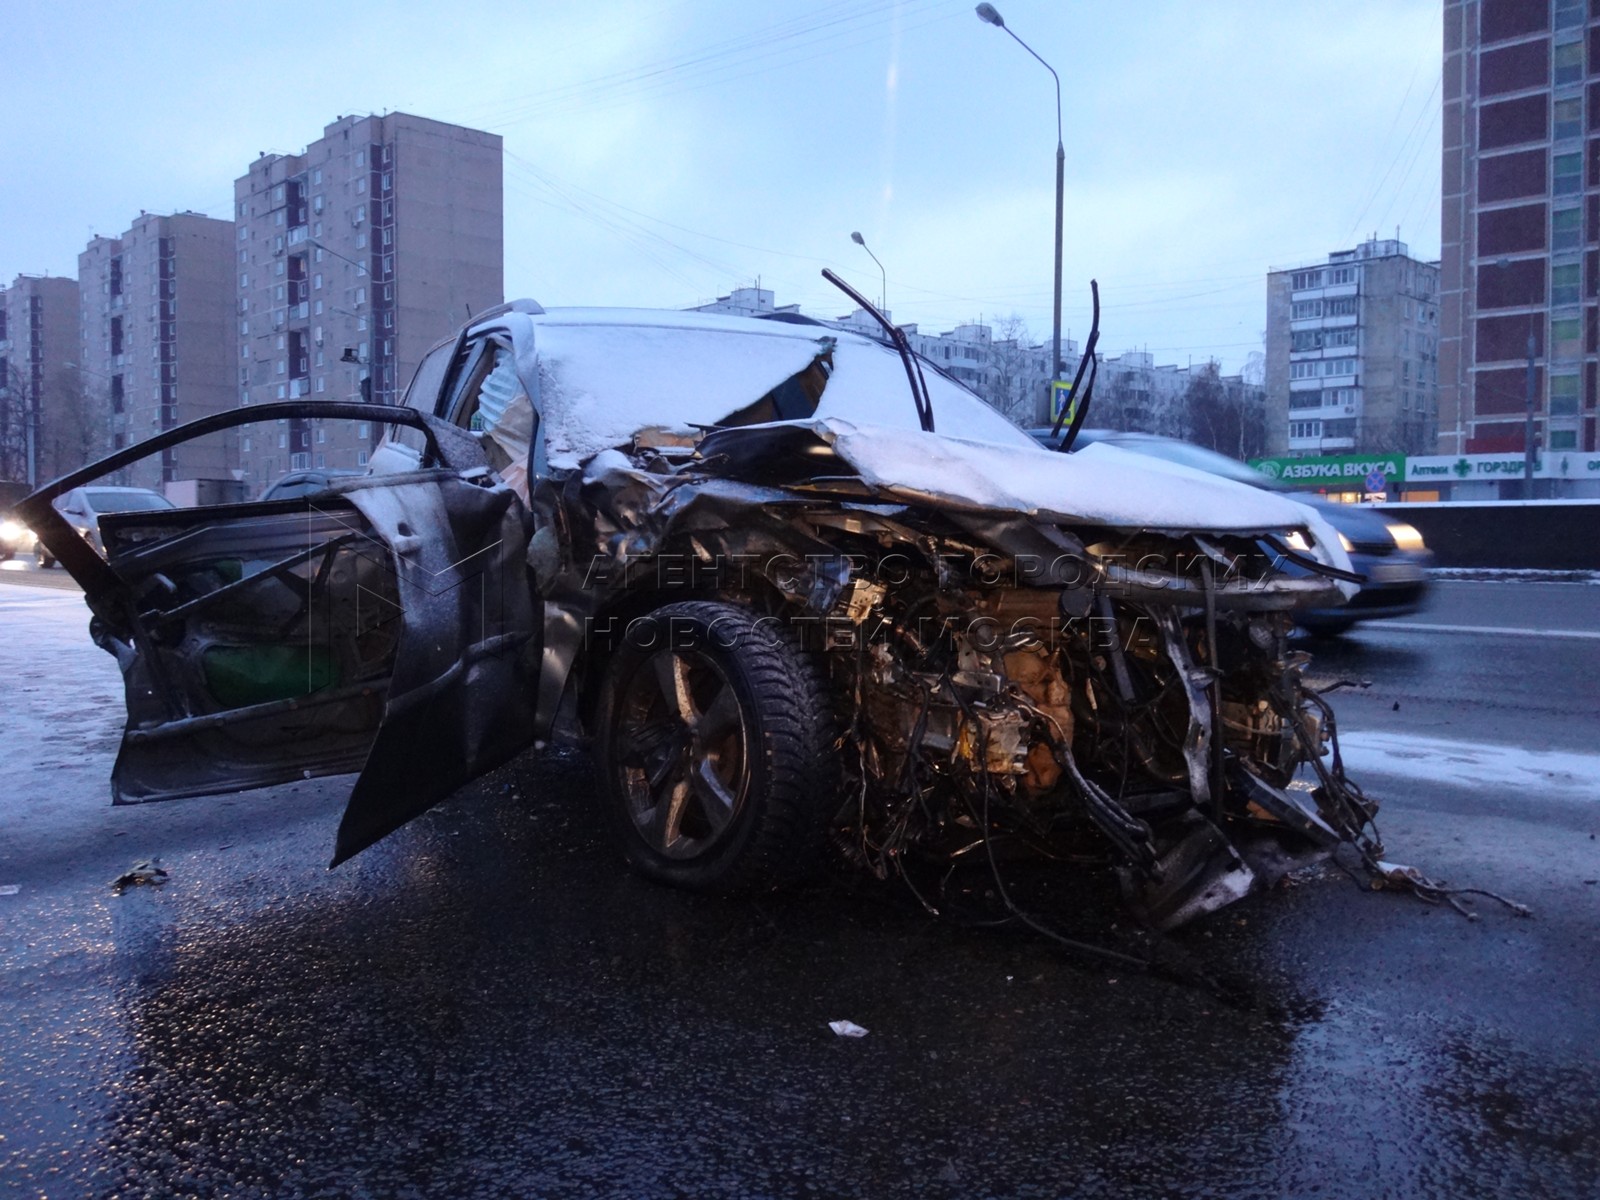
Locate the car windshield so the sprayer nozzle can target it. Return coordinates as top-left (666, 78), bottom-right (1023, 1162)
top-left (83, 489), bottom-right (174, 513)
top-left (528, 311), bottom-right (1036, 469)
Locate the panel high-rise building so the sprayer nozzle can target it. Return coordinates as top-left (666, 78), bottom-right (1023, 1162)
top-left (233, 113), bottom-right (503, 487)
top-left (0, 274), bottom-right (81, 486)
top-left (78, 212), bottom-right (236, 490)
top-left (1441, 0), bottom-right (1596, 457)
top-left (1264, 239), bottom-right (1441, 456)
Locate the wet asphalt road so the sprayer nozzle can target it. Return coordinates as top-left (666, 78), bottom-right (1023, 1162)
top-left (2, 578), bottom-right (1598, 1199)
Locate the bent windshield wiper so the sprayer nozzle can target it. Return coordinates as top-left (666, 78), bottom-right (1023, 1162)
top-left (1049, 279), bottom-right (1100, 452)
top-left (821, 268), bottom-right (934, 433)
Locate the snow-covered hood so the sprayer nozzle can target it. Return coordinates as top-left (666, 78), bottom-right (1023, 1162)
top-left (729, 416), bottom-right (1357, 584)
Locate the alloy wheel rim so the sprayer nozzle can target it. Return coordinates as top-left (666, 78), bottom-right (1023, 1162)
top-left (616, 649), bottom-right (750, 860)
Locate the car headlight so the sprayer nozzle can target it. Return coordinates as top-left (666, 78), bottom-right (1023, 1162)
top-left (0, 519), bottom-right (25, 544)
top-left (1282, 530), bottom-right (1311, 552)
top-left (1388, 521), bottom-right (1425, 552)
top-left (1337, 532), bottom-right (1354, 553)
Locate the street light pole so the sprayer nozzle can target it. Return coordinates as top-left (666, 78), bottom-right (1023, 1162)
top-left (1524, 331), bottom-right (1538, 500)
top-left (850, 231), bottom-right (887, 313)
top-left (977, 3), bottom-right (1065, 411)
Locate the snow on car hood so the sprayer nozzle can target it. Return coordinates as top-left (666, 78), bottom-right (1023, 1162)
top-left (792, 417), bottom-right (1355, 578)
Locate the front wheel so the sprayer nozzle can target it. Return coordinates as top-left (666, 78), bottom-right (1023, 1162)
top-left (35, 548), bottom-right (55, 570)
top-left (593, 600), bottom-right (837, 893)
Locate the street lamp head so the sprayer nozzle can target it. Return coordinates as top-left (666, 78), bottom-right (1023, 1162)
top-left (850, 231), bottom-right (866, 246)
top-left (975, 3), bottom-right (1004, 28)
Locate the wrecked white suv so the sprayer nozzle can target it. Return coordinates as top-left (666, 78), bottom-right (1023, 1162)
top-left (21, 295), bottom-right (1381, 929)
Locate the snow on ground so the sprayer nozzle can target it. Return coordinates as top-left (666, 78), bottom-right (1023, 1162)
top-left (1331, 729), bottom-right (1600, 801)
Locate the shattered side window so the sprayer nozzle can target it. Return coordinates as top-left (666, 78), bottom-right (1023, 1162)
top-left (460, 341), bottom-right (536, 501)
top-left (388, 340), bottom-right (456, 456)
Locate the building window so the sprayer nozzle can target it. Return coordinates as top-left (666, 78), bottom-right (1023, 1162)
top-left (1552, 262), bottom-right (1581, 305)
top-left (1326, 296), bottom-right (1358, 317)
top-left (1554, 152), bottom-right (1582, 195)
top-left (1552, 316), bottom-right (1582, 357)
top-left (356, 422), bottom-right (370, 437)
top-left (1289, 420), bottom-right (1322, 440)
top-left (356, 177), bottom-right (366, 194)
top-left (1553, 207), bottom-right (1582, 251)
top-left (1549, 429), bottom-right (1578, 448)
top-left (1291, 300), bottom-right (1323, 320)
top-left (1329, 266), bottom-right (1355, 286)
top-left (239, 272), bottom-right (249, 288)
top-left (1554, 97), bottom-right (1583, 141)
top-left (357, 450), bottom-right (370, 467)
top-left (313, 273), bottom-right (323, 290)
top-left (1556, 0), bottom-right (1585, 28)
top-left (355, 150), bottom-right (366, 168)
top-left (1550, 373), bottom-right (1580, 413)
top-left (1291, 269), bottom-right (1324, 290)
top-left (1554, 41), bottom-right (1584, 86)
top-left (314, 300), bottom-right (324, 316)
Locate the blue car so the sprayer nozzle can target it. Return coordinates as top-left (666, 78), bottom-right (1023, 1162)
top-left (1030, 429), bottom-right (1431, 634)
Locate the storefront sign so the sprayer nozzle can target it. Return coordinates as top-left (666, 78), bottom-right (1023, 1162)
top-left (1249, 454), bottom-right (1408, 485)
top-left (1408, 452), bottom-right (1600, 481)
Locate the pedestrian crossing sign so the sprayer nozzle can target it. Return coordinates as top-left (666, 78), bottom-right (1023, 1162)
top-left (1050, 380), bottom-right (1075, 424)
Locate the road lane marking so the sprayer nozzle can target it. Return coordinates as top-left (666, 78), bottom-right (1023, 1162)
top-left (1374, 621), bottom-right (1600, 641)
top-left (1333, 731), bottom-right (1600, 800)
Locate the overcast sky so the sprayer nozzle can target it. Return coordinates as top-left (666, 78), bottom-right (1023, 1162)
top-left (2, 0), bottom-right (1441, 372)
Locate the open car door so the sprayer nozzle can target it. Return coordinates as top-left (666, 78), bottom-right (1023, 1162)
top-left (17, 402), bottom-right (538, 866)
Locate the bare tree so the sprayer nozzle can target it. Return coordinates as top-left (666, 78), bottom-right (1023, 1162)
top-left (981, 313), bottom-right (1044, 425)
top-left (36, 366), bottom-right (101, 481)
top-left (1184, 362), bottom-right (1265, 459)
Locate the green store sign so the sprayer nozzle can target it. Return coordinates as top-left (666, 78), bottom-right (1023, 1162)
top-left (1248, 454), bottom-right (1408, 485)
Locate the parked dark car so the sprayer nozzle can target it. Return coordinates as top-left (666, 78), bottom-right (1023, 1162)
top-left (259, 468), bottom-right (366, 502)
top-left (1030, 429), bottom-right (1432, 634)
top-left (24, 301), bottom-right (1393, 930)
top-left (35, 486), bottom-right (174, 568)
